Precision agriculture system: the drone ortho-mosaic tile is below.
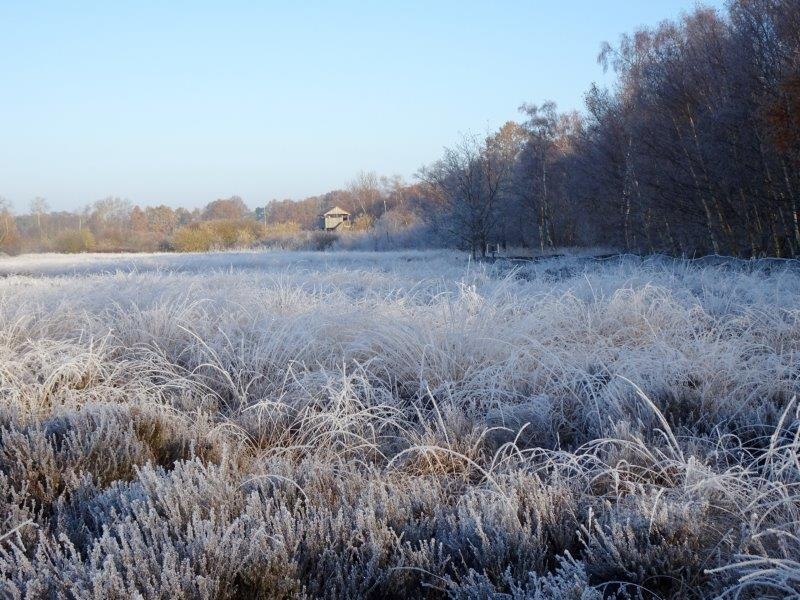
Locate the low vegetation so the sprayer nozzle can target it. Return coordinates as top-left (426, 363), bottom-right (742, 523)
top-left (1, 250), bottom-right (799, 598)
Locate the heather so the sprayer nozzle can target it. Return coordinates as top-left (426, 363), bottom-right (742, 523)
top-left (1, 250), bottom-right (799, 599)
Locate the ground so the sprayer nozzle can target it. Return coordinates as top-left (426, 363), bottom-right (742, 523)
top-left (1, 250), bottom-right (799, 599)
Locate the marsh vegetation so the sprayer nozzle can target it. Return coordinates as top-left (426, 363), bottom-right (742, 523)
top-left (1, 250), bottom-right (799, 598)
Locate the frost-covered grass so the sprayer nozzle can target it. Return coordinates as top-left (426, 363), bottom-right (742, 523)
top-left (1, 249), bottom-right (799, 598)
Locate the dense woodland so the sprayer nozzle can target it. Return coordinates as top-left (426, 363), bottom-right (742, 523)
top-left (1, 0), bottom-right (798, 257)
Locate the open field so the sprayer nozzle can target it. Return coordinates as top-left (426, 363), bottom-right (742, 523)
top-left (1, 250), bottom-right (800, 598)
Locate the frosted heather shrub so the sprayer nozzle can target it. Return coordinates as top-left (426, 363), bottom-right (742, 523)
top-left (0, 250), bottom-right (799, 598)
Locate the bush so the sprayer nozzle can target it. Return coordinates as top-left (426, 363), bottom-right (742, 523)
top-left (310, 231), bottom-right (338, 250)
top-left (172, 223), bottom-right (217, 252)
top-left (54, 229), bottom-right (95, 253)
top-left (213, 219), bottom-right (260, 248)
top-left (172, 219), bottom-right (263, 252)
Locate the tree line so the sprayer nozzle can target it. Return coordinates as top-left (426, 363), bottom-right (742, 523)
top-left (0, 196), bottom-right (251, 254)
top-left (2, 0), bottom-right (797, 257)
top-left (0, 177), bottom-right (434, 254)
top-left (420, 0), bottom-right (800, 258)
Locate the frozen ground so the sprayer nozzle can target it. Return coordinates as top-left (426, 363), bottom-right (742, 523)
top-left (1, 250), bottom-right (799, 598)
top-left (0, 249), bottom-right (462, 277)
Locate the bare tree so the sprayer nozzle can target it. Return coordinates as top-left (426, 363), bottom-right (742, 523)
top-left (0, 197), bottom-right (17, 250)
top-left (348, 171), bottom-right (385, 219)
top-left (29, 197), bottom-right (49, 241)
top-left (418, 130), bottom-right (516, 258)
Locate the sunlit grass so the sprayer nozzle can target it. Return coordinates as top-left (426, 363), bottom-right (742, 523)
top-left (1, 250), bottom-right (798, 598)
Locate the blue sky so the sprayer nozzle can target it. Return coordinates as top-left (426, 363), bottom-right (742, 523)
top-left (0, 0), bottom-right (725, 211)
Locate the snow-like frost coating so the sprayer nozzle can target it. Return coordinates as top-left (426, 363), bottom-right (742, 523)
top-left (1, 250), bottom-right (799, 598)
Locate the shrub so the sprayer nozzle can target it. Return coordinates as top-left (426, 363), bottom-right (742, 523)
top-left (171, 223), bottom-right (217, 252)
top-left (310, 230), bottom-right (338, 250)
top-left (53, 229), bottom-right (95, 253)
top-left (172, 219), bottom-right (262, 252)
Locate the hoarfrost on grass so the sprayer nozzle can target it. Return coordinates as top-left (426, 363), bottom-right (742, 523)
top-left (1, 250), bottom-right (799, 598)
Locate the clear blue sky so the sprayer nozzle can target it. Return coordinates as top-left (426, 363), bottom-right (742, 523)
top-left (0, 0), bottom-right (725, 211)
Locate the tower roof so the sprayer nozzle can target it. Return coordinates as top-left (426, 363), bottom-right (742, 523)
top-left (323, 206), bottom-right (350, 216)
